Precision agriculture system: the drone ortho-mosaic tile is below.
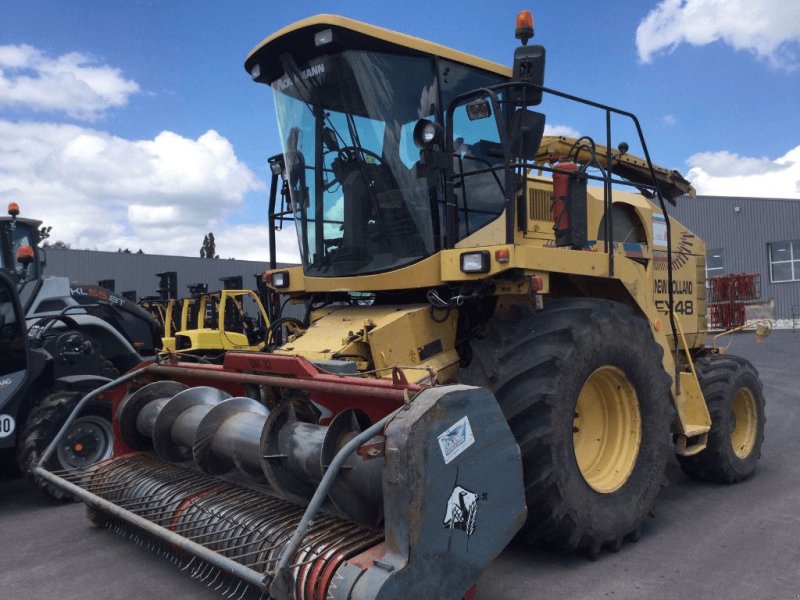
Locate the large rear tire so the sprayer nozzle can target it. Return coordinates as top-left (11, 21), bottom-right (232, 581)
top-left (17, 390), bottom-right (114, 501)
top-left (460, 298), bottom-right (672, 556)
top-left (677, 354), bottom-right (765, 483)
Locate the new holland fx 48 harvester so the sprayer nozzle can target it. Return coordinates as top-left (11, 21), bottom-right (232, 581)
top-left (38, 12), bottom-right (765, 600)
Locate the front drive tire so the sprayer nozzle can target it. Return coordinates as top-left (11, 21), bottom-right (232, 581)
top-left (677, 354), bottom-right (765, 483)
top-left (17, 390), bottom-right (114, 501)
top-left (460, 298), bottom-right (673, 556)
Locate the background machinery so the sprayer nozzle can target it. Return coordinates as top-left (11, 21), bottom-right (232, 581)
top-left (38, 12), bottom-right (766, 598)
top-left (140, 274), bottom-right (276, 356)
top-left (0, 203), bottom-right (160, 498)
top-left (171, 288), bottom-right (272, 355)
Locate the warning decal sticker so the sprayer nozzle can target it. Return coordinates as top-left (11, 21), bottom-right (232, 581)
top-left (437, 416), bottom-right (475, 464)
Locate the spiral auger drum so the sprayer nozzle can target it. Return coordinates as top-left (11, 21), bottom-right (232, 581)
top-left (35, 355), bottom-right (526, 600)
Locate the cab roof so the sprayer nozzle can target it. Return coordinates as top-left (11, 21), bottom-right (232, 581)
top-left (245, 14), bottom-right (511, 85)
top-left (0, 216), bottom-right (42, 229)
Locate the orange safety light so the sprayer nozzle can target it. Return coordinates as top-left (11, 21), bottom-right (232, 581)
top-left (16, 244), bottom-right (35, 264)
top-left (8, 202), bottom-right (20, 217)
top-left (515, 10), bottom-right (534, 44)
top-left (495, 248), bottom-right (511, 263)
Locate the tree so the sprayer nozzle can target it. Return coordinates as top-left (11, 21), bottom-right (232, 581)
top-left (44, 240), bottom-right (71, 249)
top-left (200, 232), bottom-right (218, 259)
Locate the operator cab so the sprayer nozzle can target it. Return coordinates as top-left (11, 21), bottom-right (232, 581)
top-left (247, 17), bottom-right (513, 277)
top-left (0, 203), bottom-right (44, 308)
top-left (249, 14), bottom-right (691, 288)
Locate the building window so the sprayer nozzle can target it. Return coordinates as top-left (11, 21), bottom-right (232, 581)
top-left (769, 240), bottom-right (800, 282)
top-left (706, 249), bottom-right (724, 277)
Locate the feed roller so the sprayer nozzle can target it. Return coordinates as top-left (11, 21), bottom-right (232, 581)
top-left (117, 381), bottom-right (384, 526)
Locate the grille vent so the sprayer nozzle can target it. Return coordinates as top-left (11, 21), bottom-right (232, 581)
top-left (529, 188), bottom-right (551, 222)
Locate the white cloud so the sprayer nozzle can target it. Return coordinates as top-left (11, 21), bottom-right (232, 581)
top-left (636, 0), bottom-right (800, 68)
top-left (544, 124), bottom-right (581, 138)
top-left (662, 114), bottom-right (678, 126)
top-left (0, 44), bottom-right (139, 119)
top-left (214, 224), bottom-right (300, 263)
top-left (0, 120), bottom-right (292, 259)
top-left (687, 145), bottom-right (800, 198)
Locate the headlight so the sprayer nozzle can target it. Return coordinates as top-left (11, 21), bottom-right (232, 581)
top-left (270, 271), bottom-right (290, 288)
top-left (412, 119), bottom-right (443, 149)
top-left (460, 251), bottom-right (490, 274)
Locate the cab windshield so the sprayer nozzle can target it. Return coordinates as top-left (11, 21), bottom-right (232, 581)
top-left (272, 50), bottom-right (507, 277)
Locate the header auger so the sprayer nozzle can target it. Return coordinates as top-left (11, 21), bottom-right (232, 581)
top-left (38, 10), bottom-right (766, 599)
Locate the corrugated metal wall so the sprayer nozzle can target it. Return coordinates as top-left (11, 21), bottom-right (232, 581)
top-left (40, 196), bottom-right (800, 321)
top-left (668, 195), bottom-right (800, 319)
top-left (43, 248), bottom-right (291, 301)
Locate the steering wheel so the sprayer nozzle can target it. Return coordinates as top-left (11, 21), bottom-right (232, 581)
top-left (337, 146), bottom-right (383, 166)
top-left (325, 146), bottom-right (384, 192)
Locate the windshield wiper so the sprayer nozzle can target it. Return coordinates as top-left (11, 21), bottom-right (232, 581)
top-left (279, 54), bottom-right (349, 152)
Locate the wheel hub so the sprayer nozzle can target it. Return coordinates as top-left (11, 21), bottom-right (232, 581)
top-left (57, 415), bottom-right (114, 469)
top-left (573, 366), bottom-right (642, 493)
top-left (731, 388), bottom-right (758, 459)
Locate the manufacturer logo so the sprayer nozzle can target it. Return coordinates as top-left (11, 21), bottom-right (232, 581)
top-left (437, 416), bottom-right (475, 464)
top-left (442, 485), bottom-right (478, 537)
top-left (0, 378), bottom-right (12, 387)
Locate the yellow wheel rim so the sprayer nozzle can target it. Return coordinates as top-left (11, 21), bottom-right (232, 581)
top-left (573, 366), bottom-right (642, 493)
top-left (731, 388), bottom-right (758, 459)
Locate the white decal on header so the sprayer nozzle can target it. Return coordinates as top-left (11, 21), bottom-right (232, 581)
top-left (437, 416), bottom-right (475, 464)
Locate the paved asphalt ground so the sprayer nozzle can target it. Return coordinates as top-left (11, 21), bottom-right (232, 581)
top-left (1, 332), bottom-right (798, 600)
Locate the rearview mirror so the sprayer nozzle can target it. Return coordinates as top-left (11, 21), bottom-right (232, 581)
top-left (510, 44), bottom-right (546, 106)
top-left (508, 109), bottom-right (545, 161)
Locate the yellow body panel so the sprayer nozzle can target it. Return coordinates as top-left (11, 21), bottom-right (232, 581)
top-left (276, 305), bottom-right (458, 384)
top-left (177, 329), bottom-right (265, 352)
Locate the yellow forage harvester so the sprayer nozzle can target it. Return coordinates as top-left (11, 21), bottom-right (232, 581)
top-left (39, 11), bottom-right (766, 600)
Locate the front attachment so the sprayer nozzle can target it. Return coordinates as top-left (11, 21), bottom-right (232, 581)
top-left (37, 379), bottom-right (525, 600)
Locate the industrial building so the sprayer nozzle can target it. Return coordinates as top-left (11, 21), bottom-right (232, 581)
top-left (43, 247), bottom-right (292, 301)
top-left (669, 194), bottom-right (800, 323)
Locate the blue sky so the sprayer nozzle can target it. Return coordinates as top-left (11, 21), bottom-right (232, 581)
top-left (1, 1), bottom-right (798, 261)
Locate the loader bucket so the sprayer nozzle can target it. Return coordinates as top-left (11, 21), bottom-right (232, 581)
top-left (35, 354), bottom-right (526, 599)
